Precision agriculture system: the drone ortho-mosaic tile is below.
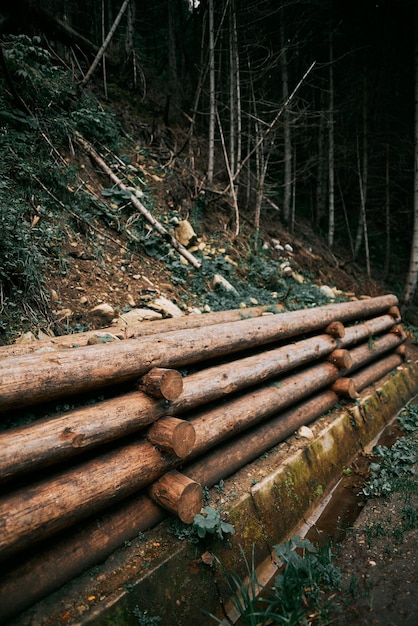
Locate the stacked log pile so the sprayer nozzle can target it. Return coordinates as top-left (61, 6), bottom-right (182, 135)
top-left (0, 294), bottom-right (407, 621)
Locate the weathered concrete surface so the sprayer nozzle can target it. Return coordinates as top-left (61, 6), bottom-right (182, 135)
top-left (10, 360), bottom-right (418, 626)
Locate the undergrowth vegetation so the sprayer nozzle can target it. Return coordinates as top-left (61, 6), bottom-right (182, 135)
top-left (209, 538), bottom-right (341, 626)
top-left (0, 35), bottom-right (121, 338)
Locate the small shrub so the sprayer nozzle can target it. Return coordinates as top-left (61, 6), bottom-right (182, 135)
top-left (193, 506), bottom-right (235, 540)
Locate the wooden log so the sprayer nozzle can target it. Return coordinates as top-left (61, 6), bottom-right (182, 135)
top-left (0, 305), bottom-right (277, 359)
top-left (0, 332), bottom-right (338, 481)
top-left (147, 417), bottom-right (196, 458)
top-left (138, 367), bottom-right (183, 401)
top-left (396, 344), bottom-right (407, 357)
top-left (0, 294), bottom-right (398, 411)
top-left (327, 349), bottom-right (352, 369)
top-left (0, 312), bottom-right (400, 482)
top-left (0, 313), bottom-right (399, 482)
top-left (184, 391), bottom-right (339, 488)
top-left (75, 132), bottom-right (202, 269)
top-left (390, 323), bottom-right (406, 338)
top-left (148, 471), bottom-right (202, 523)
top-left (0, 361), bottom-right (342, 561)
top-left (351, 354), bottom-right (403, 392)
top-left (325, 321), bottom-right (345, 338)
top-left (340, 314), bottom-right (397, 347)
top-left (388, 305), bottom-right (401, 321)
top-left (330, 378), bottom-right (358, 399)
top-left (346, 332), bottom-right (405, 374)
top-left (0, 391), bottom-right (338, 623)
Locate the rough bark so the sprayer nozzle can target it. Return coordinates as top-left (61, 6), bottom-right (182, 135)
top-left (0, 332), bottom-right (337, 480)
top-left (0, 295), bottom-right (398, 411)
top-left (347, 333), bottom-right (405, 374)
top-left (0, 360), bottom-right (343, 561)
top-left (0, 305), bottom-right (275, 359)
top-left (351, 354), bottom-right (403, 392)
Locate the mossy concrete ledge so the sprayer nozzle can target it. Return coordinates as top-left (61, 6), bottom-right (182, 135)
top-left (13, 360), bottom-right (418, 626)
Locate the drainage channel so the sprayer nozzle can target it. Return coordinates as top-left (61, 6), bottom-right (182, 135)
top-left (221, 399), bottom-right (417, 626)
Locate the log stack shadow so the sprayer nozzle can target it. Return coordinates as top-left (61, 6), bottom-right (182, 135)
top-left (0, 294), bottom-right (407, 622)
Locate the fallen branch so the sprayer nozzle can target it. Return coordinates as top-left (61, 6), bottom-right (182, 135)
top-left (75, 132), bottom-right (201, 268)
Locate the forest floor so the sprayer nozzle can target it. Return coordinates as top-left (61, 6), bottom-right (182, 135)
top-left (321, 410), bottom-right (418, 626)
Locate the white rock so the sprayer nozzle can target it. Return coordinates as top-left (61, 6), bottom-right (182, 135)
top-left (174, 220), bottom-right (198, 247)
top-left (282, 266), bottom-right (293, 276)
top-left (284, 243), bottom-right (293, 253)
top-left (88, 303), bottom-right (115, 324)
top-left (14, 331), bottom-right (37, 344)
top-left (115, 308), bottom-right (163, 327)
top-left (298, 426), bottom-right (314, 439)
top-left (126, 294), bottom-right (136, 307)
top-left (87, 332), bottom-right (120, 345)
top-left (320, 285), bottom-right (336, 299)
top-left (149, 297), bottom-right (184, 318)
top-left (212, 274), bottom-right (239, 295)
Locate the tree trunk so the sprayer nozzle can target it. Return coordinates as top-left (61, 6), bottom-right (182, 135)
top-left (281, 21), bottom-right (292, 224)
top-left (207, 0), bottom-right (215, 185)
top-left (351, 353), bottom-right (403, 392)
top-left (402, 3), bottom-right (418, 308)
top-left (328, 32), bottom-right (335, 248)
top-left (347, 332), bottom-right (405, 373)
top-left (0, 360), bottom-right (344, 561)
top-left (0, 304), bottom-right (274, 359)
top-left (79, 0), bottom-right (131, 89)
top-left (0, 331), bottom-right (341, 480)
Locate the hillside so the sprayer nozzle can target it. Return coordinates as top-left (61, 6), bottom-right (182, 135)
top-left (0, 95), bottom-right (393, 347)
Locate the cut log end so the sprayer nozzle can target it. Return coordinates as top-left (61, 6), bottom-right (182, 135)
top-left (138, 367), bottom-right (184, 401)
top-left (330, 377), bottom-right (358, 399)
top-left (148, 471), bottom-right (202, 523)
top-left (388, 306), bottom-right (401, 322)
top-left (327, 349), bottom-right (352, 369)
top-left (325, 321), bottom-right (345, 338)
top-left (147, 417), bottom-right (196, 458)
top-left (390, 324), bottom-right (406, 340)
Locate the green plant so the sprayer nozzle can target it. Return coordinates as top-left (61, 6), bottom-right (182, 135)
top-left (209, 537), bottom-right (341, 625)
top-left (167, 518), bottom-right (200, 543)
top-left (398, 404), bottom-right (418, 432)
top-left (362, 431), bottom-right (418, 498)
top-left (193, 506), bottom-right (235, 540)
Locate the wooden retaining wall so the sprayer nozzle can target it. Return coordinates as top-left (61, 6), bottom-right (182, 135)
top-left (0, 294), bottom-right (408, 622)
